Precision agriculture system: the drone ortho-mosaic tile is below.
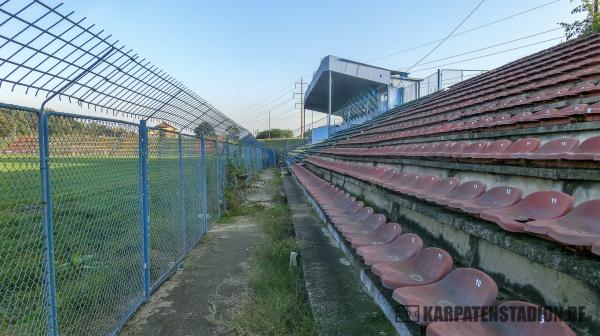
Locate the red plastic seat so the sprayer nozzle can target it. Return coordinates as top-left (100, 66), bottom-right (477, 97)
top-left (392, 268), bottom-right (498, 326)
top-left (524, 108), bottom-right (561, 122)
top-left (372, 247), bottom-right (452, 289)
top-left (404, 176), bottom-right (441, 196)
top-left (338, 214), bottom-right (386, 237)
top-left (455, 141), bottom-right (488, 158)
top-left (524, 199), bottom-right (600, 246)
top-left (451, 186), bottom-right (523, 214)
top-left (508, 111), bottom-right (534, 124)
top-left (561, 135), bottom-right (600, 160)
top-left (515, 137), bottom-right (580, 160)
top-left (429, 181), bottom-right (487, 206)
top-left (438, 142), bottom-right (468, 157)
top-left (469, 139), bottom-right (512, 159)
top-left (357, 233), bottom-right (423, 266)
top-left (480, 191), bottom-right (574, 232)
top-left (558, 103), bottom-right (597, 116)
top-left (367, 166), bottom-right (389, 183)
top-left (324, 200), bottom-right (364, 217)
top-left (385, 173), bottom-right (419, 191)
top-left (413, 143), bottom-right (436, 157)
top-left (345, 222), bottom-right (402, 249)
top-left (329, 207), bottom-right (374, 224)
top-left (494, 137), bottom-right (541, 159)
top-left (378, 170), bottom-right (405, 187)
top-left (432, 142), bottom-right (455, 156)
top-left (426, 301), bottom-right (576, 336)
top-left (490, 114), bottom-right (511, 126)
top-left (419, 178), bottom-right (461, 200)
top-left (393, 174), bottom-right (426, 193)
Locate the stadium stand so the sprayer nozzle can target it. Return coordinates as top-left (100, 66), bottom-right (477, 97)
top-left (287, 33), bottom-right (600, 335)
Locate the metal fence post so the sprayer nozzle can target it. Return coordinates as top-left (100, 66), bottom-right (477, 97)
top-left (139, 120), bottom-right (151, 301)
top-left (178, 133), bottom-right (187, 253)
top-left (215, 152), bottom-right (221, 217)
top-left (199, 135), bottom-right (208, 233)
top-left (38, 110), bottom-right (59, 336)
top-left (225, 138), bottom-right (230, 162)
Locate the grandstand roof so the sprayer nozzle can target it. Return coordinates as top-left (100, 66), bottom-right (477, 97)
top-left (304, 56), bottom-right (406, 114)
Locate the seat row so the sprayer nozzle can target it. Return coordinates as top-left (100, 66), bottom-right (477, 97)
top-left (290, 164), bottom-right (575, 335)
top-left (304, 156), bottom-right (600, 255)
top-left (358, 34), bottom-right (600, 137)
top-left (324, 135), bottom-right (600, 161)
top-left (341, 101), bottom-right (600, 145)
top-left (363, 83), bottom-right (600, 139)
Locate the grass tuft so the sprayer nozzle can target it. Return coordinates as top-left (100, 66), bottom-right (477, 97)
top-left (224, 171), bottom-right (316, 336)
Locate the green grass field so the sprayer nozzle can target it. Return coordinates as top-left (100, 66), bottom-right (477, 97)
top-left (0, 152), bottom-right (224, 335)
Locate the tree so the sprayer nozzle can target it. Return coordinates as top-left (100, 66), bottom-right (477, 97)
top-left (194, 121), bottom-right (216, 137)
top-left (226, 125), bottom-right (241, 140)
top-left (255, 128), bottom-right (293, 139)
top-left (560, 0), bottom-right (600, 39)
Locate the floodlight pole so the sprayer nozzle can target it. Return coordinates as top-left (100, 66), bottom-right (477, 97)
top-left (268, 110), bottom-right (271, 139)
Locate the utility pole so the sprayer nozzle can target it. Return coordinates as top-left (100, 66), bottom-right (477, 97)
top-left (294, 77), bottom-right (308, 139)
top-left (268, 110), bottom-right (271, 139)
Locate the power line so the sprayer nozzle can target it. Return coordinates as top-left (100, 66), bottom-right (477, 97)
top-left (366, 0), bottom-right (561, 63)
top-left (240, 104), bottom-right (298, 129)
top-left (234, 92), bottom-right (294, 123)
top-left (396, 28), bottom-right (562, 71)
top-left (406, 0), bottom-right (487, 72)
top-left (409, 36), bottom-right (563, 74)
top-left (231, 81), bottom-right (294, 114)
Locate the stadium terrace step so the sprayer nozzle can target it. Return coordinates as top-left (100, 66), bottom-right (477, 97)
top-left (356, 233), bottom-right (424, 266)
top-left (425, 301), bottom-right (576, 336)
top-left (524, 199), bottom-right (600, 247)
top-left (479, 191), bottom-right (574, 233)
top-left (345, 222), bottom-right (402, 249)
top-left (392, 268), bottom-right (498, 326)
top-left (452, 186), bottom-right (523, 214)
top-left (372, 247), bottom-right (452, 290)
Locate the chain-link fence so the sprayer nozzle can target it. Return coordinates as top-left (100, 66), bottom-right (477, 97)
top-left (0, 105), bottom-right (275, 336)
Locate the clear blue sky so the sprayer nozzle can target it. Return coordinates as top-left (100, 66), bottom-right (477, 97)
top-left (2, 0), bottom-right (582, 133)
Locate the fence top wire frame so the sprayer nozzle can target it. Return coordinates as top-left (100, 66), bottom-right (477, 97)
top-left (0, 0), bottom-right (251, 137)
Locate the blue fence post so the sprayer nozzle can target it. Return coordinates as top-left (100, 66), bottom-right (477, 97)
top-left (178, 133), bottom-right (187, 253)
top-left (38, 110), bottom-right (59, 336)
top-left (215, 152), bottom-right (221, 217)
top-left (225, 138), bottom-right (230, 162)
top-left (199, 135), bottom-right (208, 233)
top-left (139, 120), bottom-right (151, 301)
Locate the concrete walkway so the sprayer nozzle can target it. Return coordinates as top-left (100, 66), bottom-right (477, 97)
top-left (120, 171), bottom-right (274, 336)
top-left (282, 170), bottom-right (396, 335)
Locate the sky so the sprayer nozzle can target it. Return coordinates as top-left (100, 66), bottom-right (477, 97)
top-left (0, 0), bottom-right (583, 135)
